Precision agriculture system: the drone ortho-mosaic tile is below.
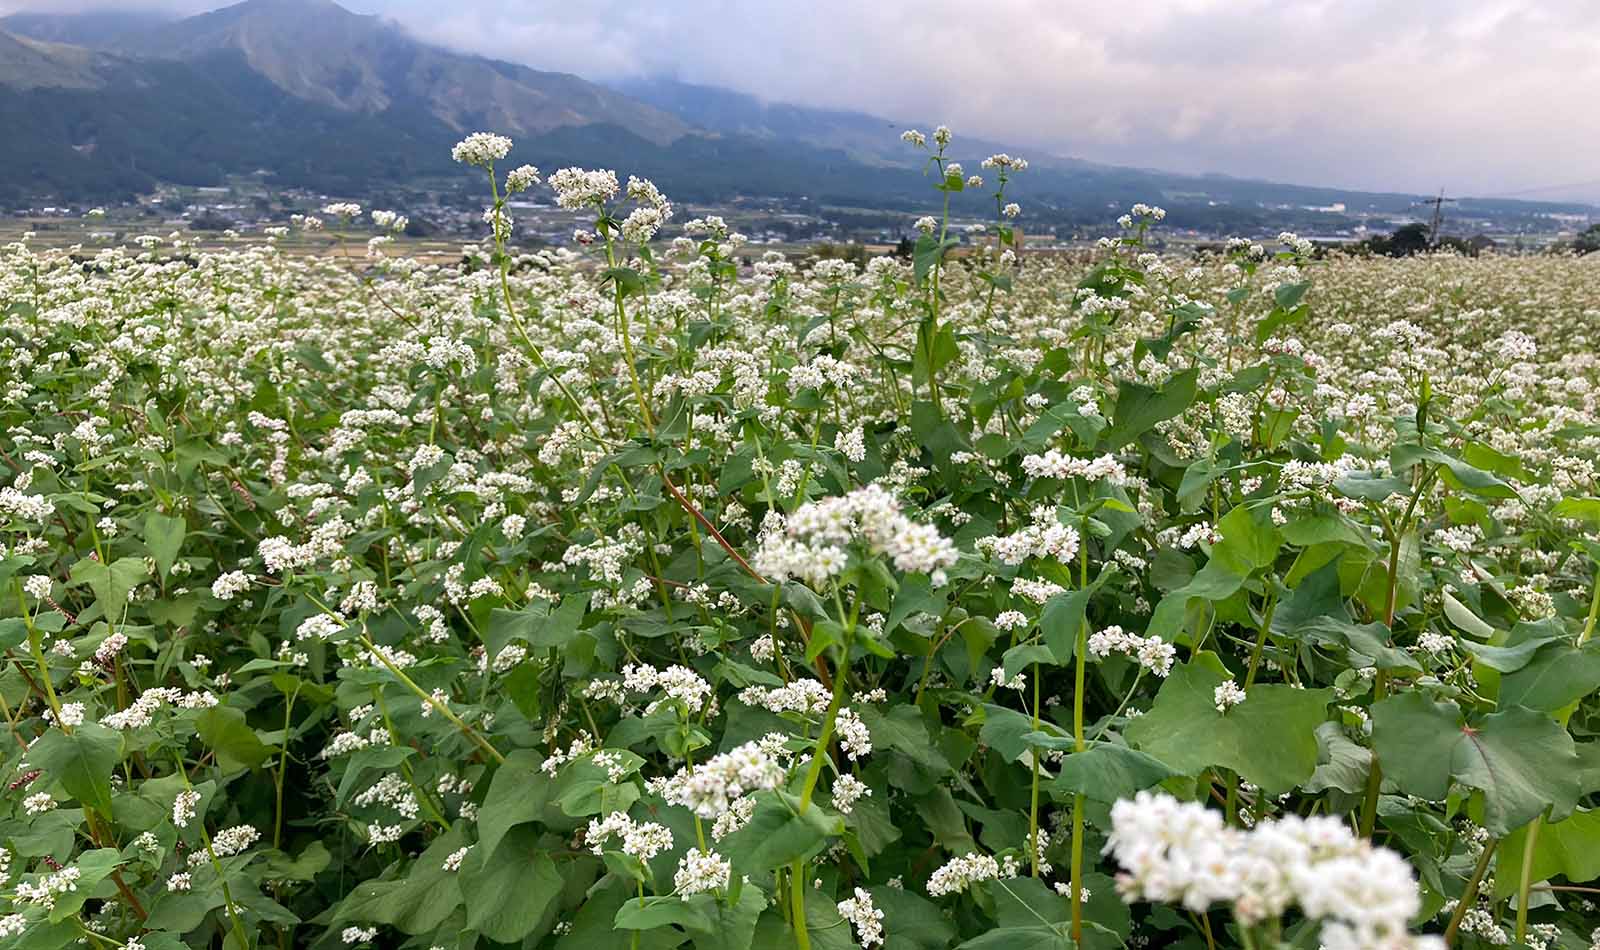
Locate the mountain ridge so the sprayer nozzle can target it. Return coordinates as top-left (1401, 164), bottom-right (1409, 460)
top-left (0, 2), bottom-right (1593, 230)
top-left (6, 0), bottom-right (691, 144)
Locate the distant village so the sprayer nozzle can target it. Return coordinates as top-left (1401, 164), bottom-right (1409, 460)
top-left (11, 174), bottom-right (1598, 256)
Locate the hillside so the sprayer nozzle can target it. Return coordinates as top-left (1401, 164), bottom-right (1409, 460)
top-left (0, 29), bottom-right (110, 89)
top-left (1, 1), bottom-right (1593, 234)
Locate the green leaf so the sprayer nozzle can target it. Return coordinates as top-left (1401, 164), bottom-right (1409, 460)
top-left (333, 826), bottom-right (468, 934)
top-left (1552, 496), bottom-right (1600, 523)
top-left (29, 724), bottom-right (122, 814)
top-left (1210, 504), bottom-right (1280, 575)
top-left (858, 705), bottom-right (950, 773)
top-left (470, 751), bottom-right (547, 857)
top-left (459, 825), bottom-right (562, 942)
top-left (1098, 369), bottom-right (1199, 451)
top-left (68, 556), bottom-right (148, 619)
top-left (1304, 721), bottom-right (1371, 795)
top-left (1273, 280), bottom-right (1311, 311)
top-left (195, 705), bottom-right (271, 772)
top-left (956, 926), bottom-right (1074, 949)
top-left (1494, 809), bottom-right (1600, 899)
top-left (143, 512), bottom-right (185, 580)
top-left (1124, 659), bottom-right (1332, 794)
top-left (1333, 471), bottom-right (1410, 502)
top-left (1442, 589), bottom-right (1496, 640)
top-left (720, 791), bottom-right (842, 872)
top-left (912, 322), bottom-right (959, 387)
top-left (980, 704), bottom-right (1050, 764)
top-left (1295, 618), bottom-right (1420, 673)
top-left (912, 235), bottom-right (957, 285)
top-left (334, 745), bottom-right (416, 808)
top-left (910, 399), bottom-right (967, 463)
top-left (687, 886), bottom-right (766, 950)
top-left (1435, 456), bottom-right (1517, 499)
top-left (873, 887), bottom-right (956, 949)
top-left (1373, 695), bottom-right (1581, 833)
top-left (1175, 460), bottom-right (1220, 514)
top-left (1455, 707), bottom-right (1582, 831)
top-left (1499, 640), bottom-right (1600, 711)
top-left (1046, 743), bottom-right (1179, 803)
top-left (1001, 643), bottom-right (1056, 680)
top-left (1039, 585), bottom-right (1094, 663)
top-left (1271, 558), bottom-right (1349, 634)
top-left (885, 574), bottom-right (946, 636)
top-left (45, 848), bottom-right (121, 922)
top-left (1371, 692), bottom-right (1461, 802)
top-left (1279, 512), bottom-right (1371, 548)
top-left (264, 841), bottom-right (331, 882)
top-left (1457, 630), bottom-right (1563, 673)
top-left (1145, 560), bottom-right (1245, 643)
top-left (0, 617), bottom-right (27, 651)
top-left (601, 266), bottom-right (647, 297)
top-left (615, 894), bottom-right (713, 932)
top-left (485, 592), bottom-right (588, 657)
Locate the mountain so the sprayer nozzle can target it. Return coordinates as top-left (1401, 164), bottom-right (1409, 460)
top-left (610, 76), bottom-right (1104, 175)
top-left (104, 0), bottom-right (688, 143)
top-left (0, 1), bottom-right (1592, 234)
top-left (0, 10), bottom-right (173, 49)
top-left (0, 40), bottom-right (477, 205)
top-left (0, 29), bottom-right (110, 89)
top-left (607, 76), bottom-right (1598, 228)
top-left (610, 77), bottom-right (917, 167)
top-left (6, 0), bottom-right (688, 144)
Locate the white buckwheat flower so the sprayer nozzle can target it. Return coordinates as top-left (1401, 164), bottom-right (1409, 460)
top-left (673, 848), bottom-right (731, 895)
top-left (451, 132), bottom-right (513, 167)
top-left (1213, 679), bottom-right (1246, 713)
top-left (837, 887), bottom-right (885, 947)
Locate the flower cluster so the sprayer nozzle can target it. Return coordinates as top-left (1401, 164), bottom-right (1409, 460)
top-left (1086, 625), bottom-right (1176, 677)
top-left (1107, 792), bottom-right (1440, 948)
top-left (754, 484), bottom-right (959, 586)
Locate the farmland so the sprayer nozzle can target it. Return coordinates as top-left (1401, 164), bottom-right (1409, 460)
top-left (1, 129), bottom-right (1598, 950)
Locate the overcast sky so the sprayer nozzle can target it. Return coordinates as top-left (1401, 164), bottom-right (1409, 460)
top-left (9, 0), bottom-right (1600, 201)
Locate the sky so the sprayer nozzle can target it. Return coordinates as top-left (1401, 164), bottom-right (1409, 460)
top-left (8, 0), bottom-right (1600, 202)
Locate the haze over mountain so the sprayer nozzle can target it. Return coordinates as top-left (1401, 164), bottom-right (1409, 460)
top-left (0, 0), bottom-right (1592, 233)
top-left (0, 8), bottom-right (170, 47)
top-left (15, 0), bottom-right (688, 141)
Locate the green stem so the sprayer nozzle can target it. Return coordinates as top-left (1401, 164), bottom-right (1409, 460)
top-left (174, 751), bottom-right (252, 945)
top-left (273, 685), bottom-right (299, 849)
top-left (359, 634), bottom-right (505, 764)
top-left (792, 596), bottom-right (856, 948)
top-left (1443, 837), bottom-right (1497, 947)
top-left (486, 167), bottom-right (606, 443)
top-left (1088, 669), bottom-right (1143, 743)
top-left (791, 858), bottom-right (810, 950)
top-left (1028, 661), bottom-right (1042, 877)
top-left (20, 592), bottom-right (65, 725)
top-left (1070, 531), bottom-right (1088, 943)
top-left (1515, 812), bottom-right (1544, 944)
top-left (1579, 562), bottom-right (1600, 646)
top-left (1243, 588), bottom-right (1277, 689)
top-left (603, 237), bottom-right (654, 429)
top-left (797, 651), bottom-right (850, 812)
top-left (1357, 674), bottom-right (1385, 838)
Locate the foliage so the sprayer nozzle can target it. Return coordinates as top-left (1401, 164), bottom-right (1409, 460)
top-left (0, 125), bottom-right (1597, 950)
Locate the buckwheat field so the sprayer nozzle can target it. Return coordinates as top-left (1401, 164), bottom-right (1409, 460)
top-left (3, 128), bottom-right (1600, 950)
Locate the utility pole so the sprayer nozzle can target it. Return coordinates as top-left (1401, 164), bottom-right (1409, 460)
top-left (1419, 190), bottom-right (1454, 246)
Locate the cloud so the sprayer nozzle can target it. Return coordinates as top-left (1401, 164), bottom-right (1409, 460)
top-left (7, 0), bottom-right (1598, 200)
top-left (377, 0), bottom-right (1600, 199)
top-left (0, 0), bottom-right (204, 13)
